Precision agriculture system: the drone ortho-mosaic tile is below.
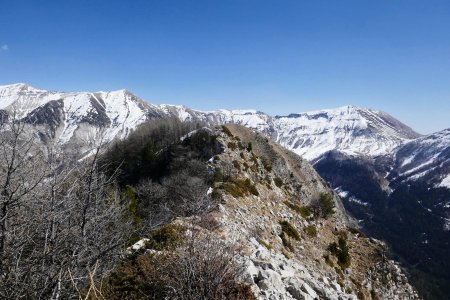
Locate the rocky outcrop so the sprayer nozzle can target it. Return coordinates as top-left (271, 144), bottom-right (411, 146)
top-left (173, 125), bottom-right (420, 300)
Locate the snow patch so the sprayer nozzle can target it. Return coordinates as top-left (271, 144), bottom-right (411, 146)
top-left (335, 187), bottom-right (349, 198)
top-left (437, 174), bottom-right (450, 189)
top-left (348, 196), bottom-right (369, 207)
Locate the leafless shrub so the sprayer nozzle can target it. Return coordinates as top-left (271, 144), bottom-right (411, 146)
top-left (0, 118), bottom-right (131, 299)
top-left (136, 170), bottom-right (218, 231)
top-left (101, 228), bottom-right (255, 300)
top-left (197, 213), bottom-right (221, 231)
top-left (166, 231), bottom-right (253, 300)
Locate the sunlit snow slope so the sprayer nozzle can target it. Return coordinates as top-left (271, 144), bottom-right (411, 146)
top-left (273, 106), bottom-right (419, 161)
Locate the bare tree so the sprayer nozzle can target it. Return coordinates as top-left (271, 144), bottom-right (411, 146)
top-left (0, 117), bottom-right (48, 297)
top-left (0, 118), bottom-right (131, 299)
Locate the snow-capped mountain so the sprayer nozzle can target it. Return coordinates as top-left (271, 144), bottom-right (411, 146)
top-left (0, 83), bottom-right (164, 152)
top-left (0, 84), bottom-right (276, 148)
top-left (159, 104), bottom-right (274, 135)
top-left (159, 105), bottom-right (421, 161)
top-left (391, 128), bottom-right (450, 188)
top-left (272, 105), bottom-right (420, 161)
top-left (0, 83), bottom-right (445, 176)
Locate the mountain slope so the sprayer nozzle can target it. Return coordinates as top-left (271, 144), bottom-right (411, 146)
top-left (111, 122), bottom-right (419, 299)
top-left (273, 105), bottom-right (420, 161)
top-left (161, 104), bottom-right (420, 161)
top-left (390, 128), bottom-right (450, 188)
top-left (0, 83), bottom-right (165, 154)
top-left (210, 124), bottom-right (418, 299)
top-left (313, 130), bottom-right (450, 299)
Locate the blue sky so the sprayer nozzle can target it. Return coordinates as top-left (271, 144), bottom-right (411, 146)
top-left (1, 0), bottom-right (449, 134)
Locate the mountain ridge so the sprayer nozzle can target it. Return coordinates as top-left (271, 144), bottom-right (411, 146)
top-left (0, 83), bottom-right (427, 159)
top-left (0, 83), bottom-right (447, 189)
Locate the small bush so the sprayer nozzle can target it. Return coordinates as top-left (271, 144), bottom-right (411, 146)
top-left (304, 225), bottom-right (317, 237)
top-left (228, 142), bottom-right (237, 151)
top-left (328, 242), bottom-right (338, 254)
top-left (337, 237), bottom-right (351, 268)
top-left (258, 239), bottom-right (272, 250)
top-left (334, 230), bottom-right (348, 240)
top-left (280, 232), bottom-right (294, 251)
top-left (274, 177), bottom-right (283, 188)
top-left (283, 201), bottom-right (312, 219)
top-left (246, 142), bottom-right (252, 152)
top-left (211, 188), bottom-right (222, 201)
top-left (123, 185), bottom-right (141, 227)
top-left (261, 157), bottom-right (272, 172)
top-left (298, 206), bottom-right (312, 219)
top-left (222, 182), bottom-right (244, 198)
top-left (347, 226), bottom-right (366, 238)
top-left (213, 167), bottom-right (223, 183)
top-left (146, 224), bottom-right (184, 251)
top-left (284, 201), bottom-right (298, 212)
top-left (279, 220), bottom-right (301, 241)
top-left (282, 249), bottom-right (291, 259)
top-left (310, 193), bottom-right (335, 219)
top-left (249, 164), bottom-right (258, 172)
top-left (250, 153), bottom-right (258, 165)
top-left (222, 125), bottom-right (233, 137)
top-left (248, 185), bottom-right (259, 196)
top-left (328, 236), bottom-right (351, 269)
top-left (357, 291), bottom-right (365, 300)
top-left (222, 178), bottom-right (259, 198)
top-left (232, 160), bottom-right (241, 171)
top-left (239, 152), bottom-right (245, 159)
top-left (335, 267), bottom-right (344, 279)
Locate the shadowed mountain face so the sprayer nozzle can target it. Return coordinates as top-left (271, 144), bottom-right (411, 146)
top-left (312, 131), bottom-right (450, 299)
top-left (1, 83), bottom-right (449, 298)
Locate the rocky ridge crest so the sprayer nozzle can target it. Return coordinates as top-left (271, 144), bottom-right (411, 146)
top-left (173, 125), bottom-right (419, 300)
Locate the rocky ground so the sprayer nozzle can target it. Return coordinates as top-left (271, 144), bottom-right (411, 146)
top-left (129, 124), bottom-right (420, 299)
top-left (200, 124), bottom-right (419, 300)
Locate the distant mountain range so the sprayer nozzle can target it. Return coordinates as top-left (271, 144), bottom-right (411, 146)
top-left (1, 83), bottom-right (448, 188)
top-left (0, 83), bottom-right (448, 188)
top-left (1, 83), bottom-right (450, 298)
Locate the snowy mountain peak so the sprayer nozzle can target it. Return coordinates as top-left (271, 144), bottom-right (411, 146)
top-left (0, 83), bottom-right (35, 91)
top-left (0, 84), bottom-right (165, 154)
top-left (272, 105), bottom-right (420, 160)
top-left (0, 84), bottom-right (427, 163)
